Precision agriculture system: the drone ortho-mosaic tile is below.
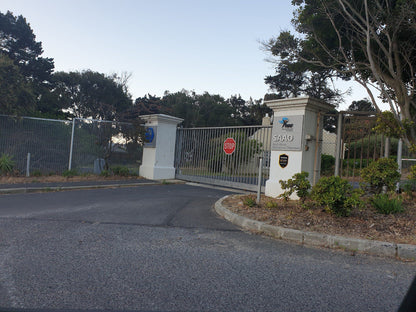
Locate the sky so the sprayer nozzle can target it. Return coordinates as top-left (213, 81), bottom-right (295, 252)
top-left (2, 0), bottom-right (374, 110)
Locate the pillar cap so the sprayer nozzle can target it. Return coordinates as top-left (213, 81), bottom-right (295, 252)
top-left (265, 96), bottom-right (335, 112)
top-left (140, 114), bottom-right (183, 125)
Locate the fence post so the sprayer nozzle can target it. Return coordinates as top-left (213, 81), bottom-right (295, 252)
top-left (384, 137), bottom-right (390, 158)
top-left (334, 112), bottom-right (343, 176)
top-left (256, 157), bottom-right (263, 205)
top-left (26, 153), bottom-right (31, 177)
top-left (68, 118), bottom-right (76, 170)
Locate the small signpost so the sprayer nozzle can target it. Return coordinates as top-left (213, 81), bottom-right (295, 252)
top-left (223, 137), bottom-right (236, 155)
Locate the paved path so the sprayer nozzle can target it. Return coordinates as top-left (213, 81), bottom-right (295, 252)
top-left (0, 184), bottom-right (414, 311)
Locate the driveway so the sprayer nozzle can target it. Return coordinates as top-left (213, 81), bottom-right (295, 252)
top-left (0, 184), bottom-right (414, 311)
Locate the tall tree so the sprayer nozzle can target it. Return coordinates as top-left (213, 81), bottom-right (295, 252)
top-left (348, 99), bottom-right (376, 112)
top-left (53, 70), bottom-right (133, 120)
top-left (0, 11), bottom-right (58, 117)
top-left (264, 35), bottom-right (344, 106)
top-left (132, 94), bottom-right (168, 116)
top-left (0, 53), bottom-right (35, 115)
top-left (0, 11), bottom-right (54, 82)
top-left (266, 0), bottom-right (416, 148)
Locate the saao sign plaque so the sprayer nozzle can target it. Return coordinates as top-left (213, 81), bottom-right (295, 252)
top-left (271, 115), bottom-right (304, 151)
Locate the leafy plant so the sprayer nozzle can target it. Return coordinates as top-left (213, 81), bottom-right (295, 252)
top-left (243, 195), bottom-right (257, 207)
top-left (100, 170), bottom-right (111, 177)
top-left (371, 193), bottom-right (404, 214)
top-left (279, 171), bottom-right (311, 203)
top-left (62, 169), bottom-right (78, 178)
top-left (311, 176), bottom-right (363, 217)
top-left (321, 154), bottom-right (335, 176)
top-left (360, 158), bottom-right (400, 194)
top-left (0, 153), bottom-right (15, 175)
top-left (409, 165), bottom-right (416, 181)
top-left (111, 166), bottom-right (130, 176)
top-left (265, 200), bottom-right (278, 209)
top-left (32, 170), bottom-right (42, 177)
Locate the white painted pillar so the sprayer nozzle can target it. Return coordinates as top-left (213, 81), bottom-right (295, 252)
top-left (139, 114), bottom-right (183, 180)
top-left (265, 97), bottom-right (334, 199)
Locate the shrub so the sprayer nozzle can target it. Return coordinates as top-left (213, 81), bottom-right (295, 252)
top-left (0, 153), bottom-right (15, 175)
top-left (371, 193), bottom-right (404, 214)
top-left (243, 195), bottom-right (256, 207)
top-left (111, 166), bottom-right (130, 176)
top-left (360, 158), bottom-right (400, 194)
top-left (279, 171), bottom-right (311, 203)
top-left (62, 169), bottom-right (78, 178)
top-left (100, 170), bottom-right (111, 177)
top-left (409, 165), bottom-right (416, 181)
top-left (321, 154), bottom-right (335, 176)
top-left (265, 200), bottom-right (278, 209)
top-left (311, 176), bottom-right (363, 217)
top-left (32, 170), bottom-right (42, 177)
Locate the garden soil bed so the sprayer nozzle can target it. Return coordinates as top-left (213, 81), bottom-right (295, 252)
top-left (223, 194), bottom-right (416, 245)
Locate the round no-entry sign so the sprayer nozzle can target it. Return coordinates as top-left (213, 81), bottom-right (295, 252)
top-left (223, 137), bottom-right (236, 155)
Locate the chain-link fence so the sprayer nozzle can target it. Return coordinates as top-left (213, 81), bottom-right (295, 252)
top-left (0, 115), bottom-right (144, 175)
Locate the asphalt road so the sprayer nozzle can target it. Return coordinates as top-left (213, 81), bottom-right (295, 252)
top-left (0, 184), bottom-right (414, 312)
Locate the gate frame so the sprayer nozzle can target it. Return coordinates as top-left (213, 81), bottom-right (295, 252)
top-left (174, 125), bottom-right (272, 192)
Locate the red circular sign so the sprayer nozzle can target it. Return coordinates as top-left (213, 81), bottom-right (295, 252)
top-left (223, 137), bottom-right (236, 155)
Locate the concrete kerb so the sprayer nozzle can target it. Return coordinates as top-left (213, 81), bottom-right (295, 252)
top-left (214, 195), bottom-right (416, 261)
top-left (0, 179), bottom-right (186, 195)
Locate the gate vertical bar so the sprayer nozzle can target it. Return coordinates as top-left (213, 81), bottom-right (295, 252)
top-left (256, 157), bottom-right (263, 205)
top-left (313, 112), bottom-right (321, 185)
top-left (397, 138), bottom-right (403, 191)
top-left (334, 112), bottom-right (343, 176)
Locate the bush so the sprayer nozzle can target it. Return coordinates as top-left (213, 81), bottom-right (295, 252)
top-left (62, 169), bottom-right (78, 178)
top-left (100, 170), bottom-right (111, 177)
top-left (360, 158), bottom-right (400, 194)
top-left (371, 193), bottom-right (404, 214)
top-left (111, 166), bottom-right (130, 176)
top-left (243, 195), bottom-right (256, 207)
top-left (311, 176), bottom-right (363, 217)
top-left (0, 153), bottom-right (15, 175)
top-left (265, 200), bottom-right (278, 209)
top-left (321, 154), bottom-right (335, 176)
top-left (409, 165), bottom-right (416, 181)
top-left (279, 171), bottom-right (311, 203)
top-left (32, 170), bottom-right (42, 177)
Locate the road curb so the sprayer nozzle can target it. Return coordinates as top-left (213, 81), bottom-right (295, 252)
top-left (0, 180), bottom-right (186, 195)
top-left (214, 195), bottom-right (416, 261)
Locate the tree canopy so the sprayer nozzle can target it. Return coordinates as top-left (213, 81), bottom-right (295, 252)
top-left (132, 90), bottom-right (271, 127)
top-left (0, 53), bottom-right (35, 115)
top-left (0, 11), bottom-right (54, 83)
top-left (265, 0), bottom-right (416, 149)
top-left (53, 70), bottom-right (133, 121)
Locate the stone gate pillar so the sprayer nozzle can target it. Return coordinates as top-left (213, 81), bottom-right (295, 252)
top-left (265, 97), bottom-right (334, 198)
top-left (139, 114), bottom-right (183, 180)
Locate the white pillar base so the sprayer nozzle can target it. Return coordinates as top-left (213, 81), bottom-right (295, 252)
top-left (140, 165), bottom-right (176, 180)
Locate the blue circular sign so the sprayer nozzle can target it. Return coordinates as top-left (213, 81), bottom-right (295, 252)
top-left (145, 127), bottom-right (155, 143)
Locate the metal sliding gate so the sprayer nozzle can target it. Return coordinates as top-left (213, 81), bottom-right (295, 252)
top-left (174, 125), bottom-right (272, 191)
